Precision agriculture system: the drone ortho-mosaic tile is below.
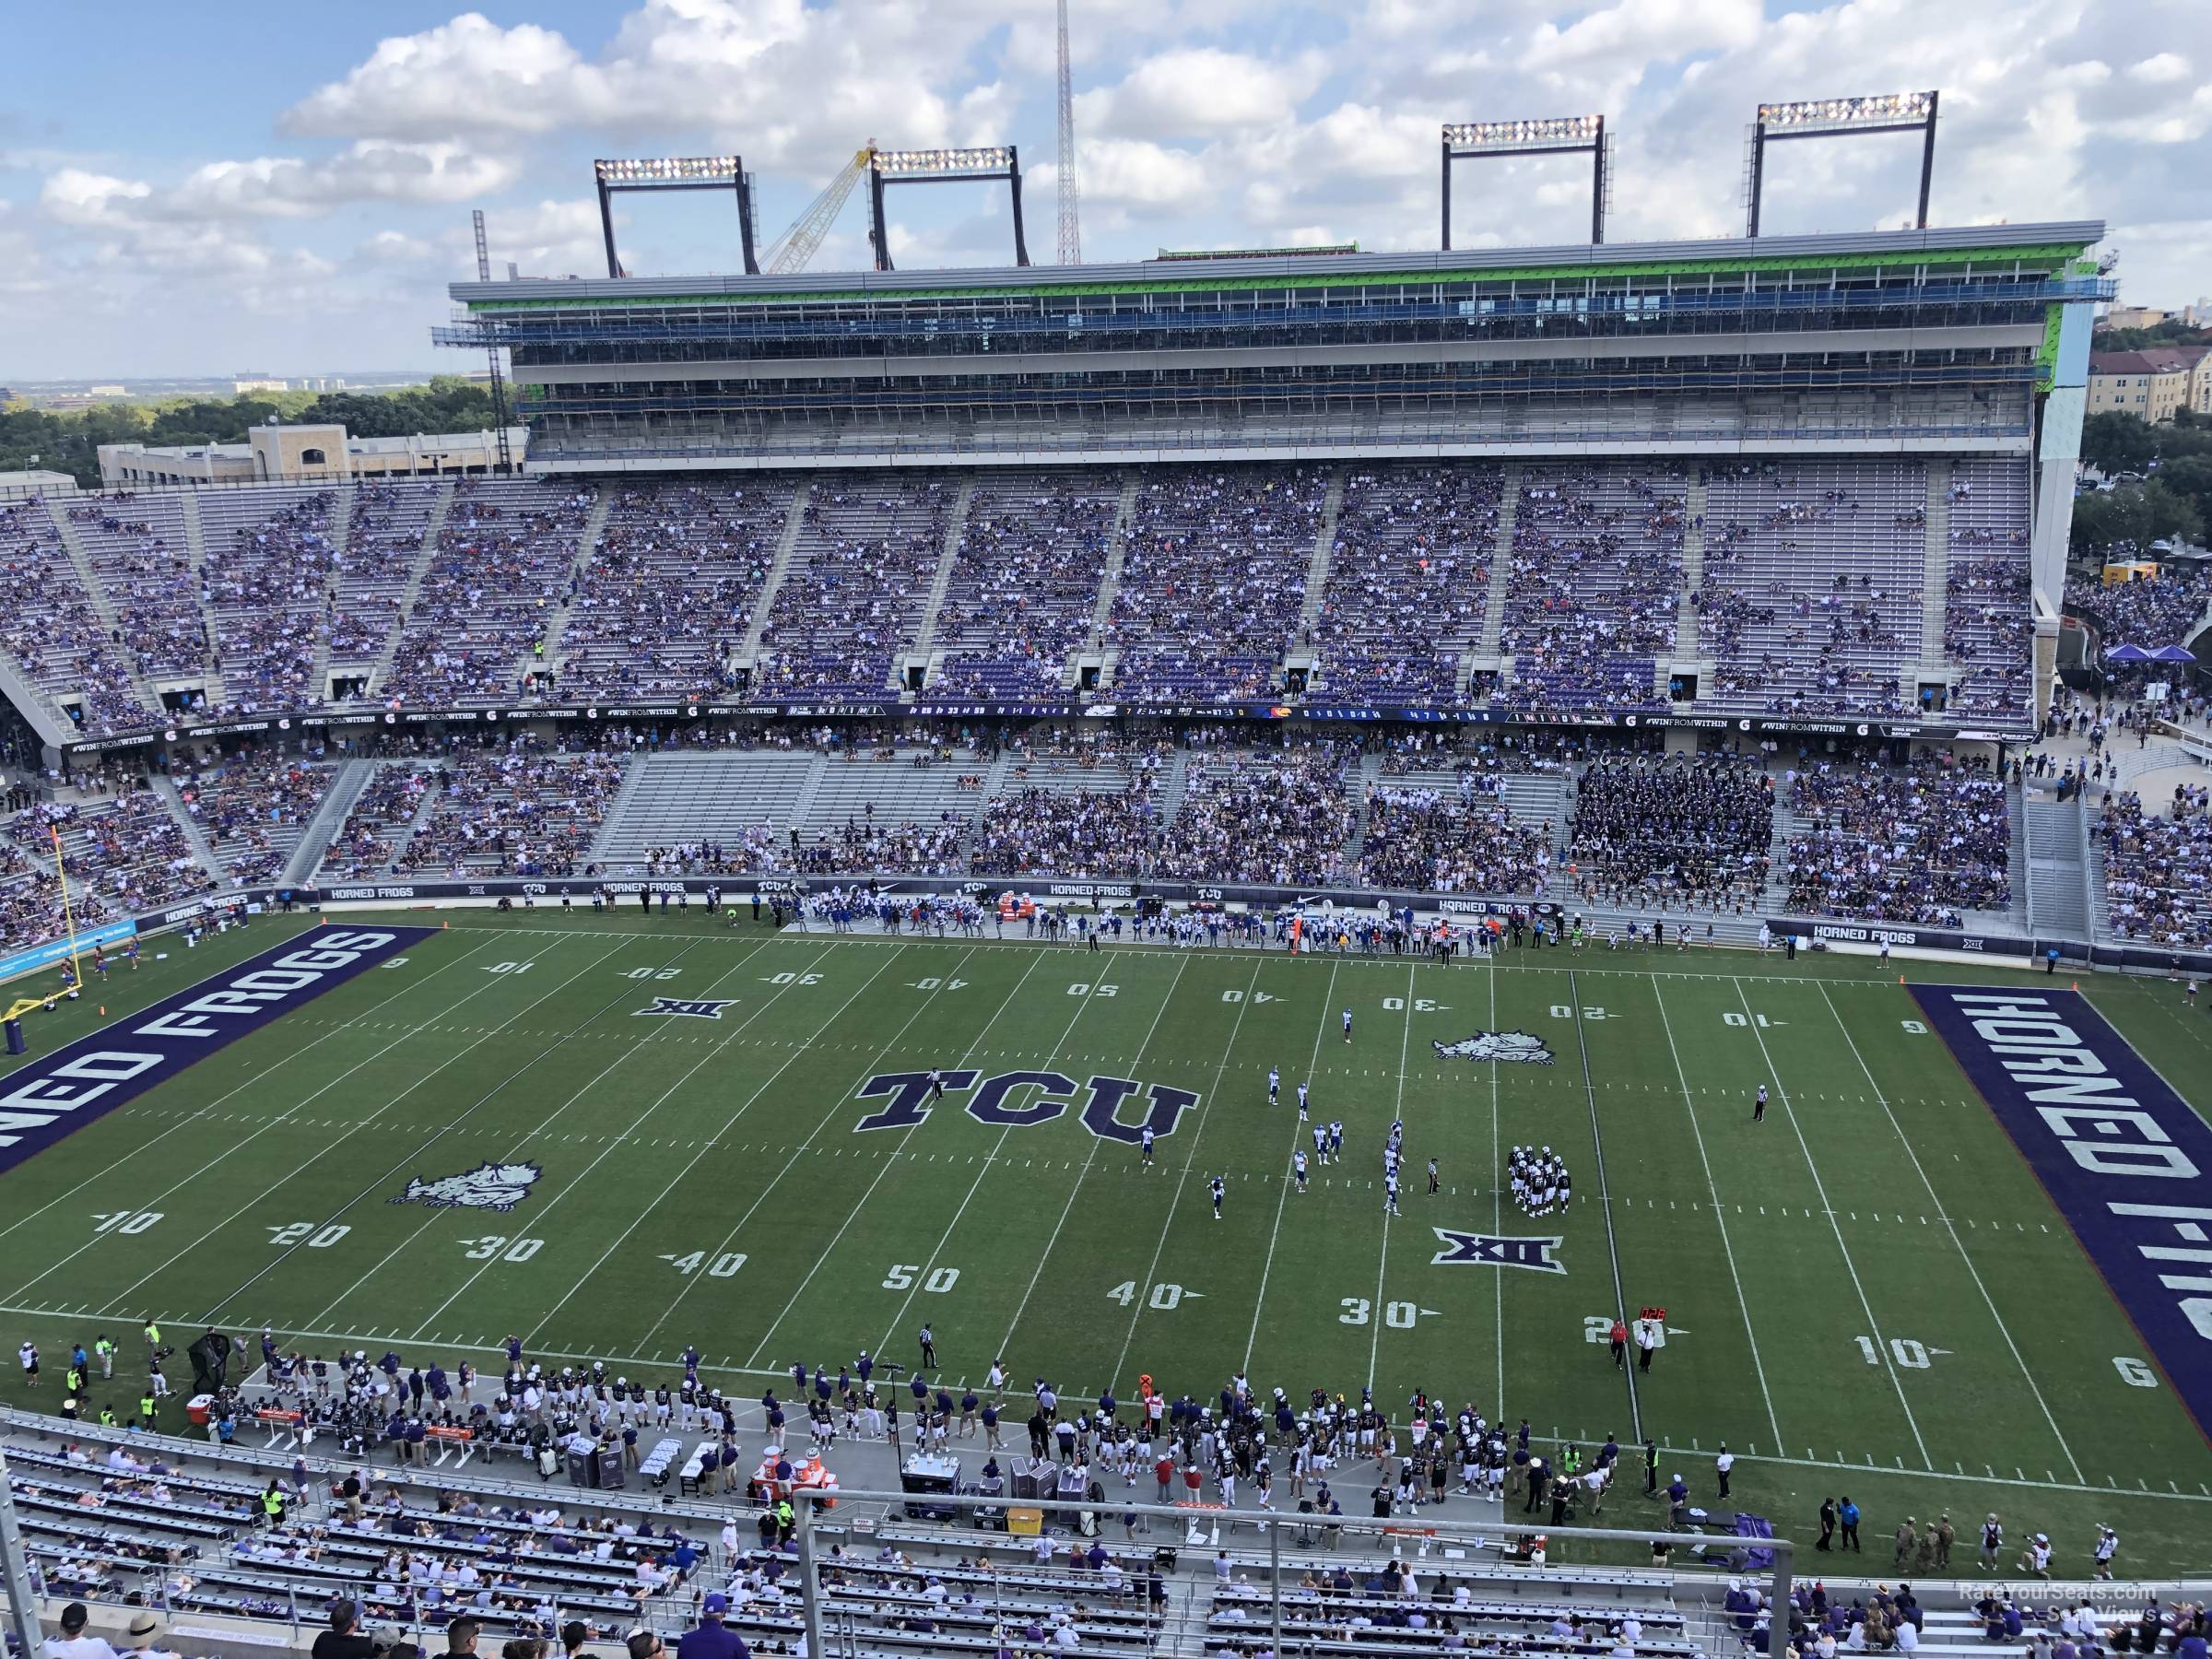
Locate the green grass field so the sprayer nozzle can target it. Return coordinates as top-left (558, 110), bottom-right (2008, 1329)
top-left (4, 909), bottom-right (2210, 1574)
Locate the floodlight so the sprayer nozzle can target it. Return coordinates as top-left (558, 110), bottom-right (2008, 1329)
top-left (866, 143), bottom-right (1029, 270)
top-left (592, 154), bottom-right (759, 276)
top-left (1746, 89), bottom-right (1939, 236)
top-left (1441, 114), bottom-right (1608, 248)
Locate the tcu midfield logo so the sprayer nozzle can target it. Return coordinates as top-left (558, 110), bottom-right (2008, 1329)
top-left (854, 1071), bottom-right (1199, 1146)
top-left (1432, 1030), bottom-right (1554, 1065)
top-left (393, 1160), bottom-right (544, 1212)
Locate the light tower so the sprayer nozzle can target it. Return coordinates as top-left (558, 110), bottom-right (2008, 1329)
top-left (1056, 0), bottom-right (1081, 265)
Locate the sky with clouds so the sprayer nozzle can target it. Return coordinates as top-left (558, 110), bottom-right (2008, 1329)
top-left (2, 0), bottom-right (2205, 381)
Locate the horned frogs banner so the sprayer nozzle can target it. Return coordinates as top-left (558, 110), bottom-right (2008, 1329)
top-left (0, 927), bottom-right (432, 1173)
top-left (1910, 984), bottom-right (2212, 1438)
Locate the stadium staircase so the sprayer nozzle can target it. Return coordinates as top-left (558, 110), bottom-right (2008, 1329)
top-left (364, 479), bottom-right (455, 698)
top-left (735, 480), bottom-right (812, 660)
top-left (797, 755), bottom-right (991, 843)
top-left (2023, 792), bottom-right (2091, 938)
top-left (903, 475), bottom-right (974, 672)
top-left (1498, 771), bottom-right (1571, 858)
top-left (1295, 465), bottom-right (1347, 636)
top-left (1915, 462), bottom-right (1952, 686)
top-left (47, 502), bottom-right (166, 723)
top-left (1084, 476), bottom-right (1140, 677)
top-left (1343, 749), bottom-right (1385, 864)
top-left (309, 485), bottom-right (357, 700)
top-left (177, 491), bottom-right (229, 712)
top-left (284, 757), bottom-right (374, 886)
top-left (535, 487), bottom-right (611, 689)
top-left (146, 772), bottom-right (222, 882)
top-left (1475, 464), bottom-right (1521, 658)
top-left (1674, 471), bottom-right (1709, 666)
top-left (589, 750), bottom-right (821, 869)
top-left (0, 653), bottom-right (73, 748)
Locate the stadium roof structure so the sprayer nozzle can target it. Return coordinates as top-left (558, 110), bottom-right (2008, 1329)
top-left (453, 220), bottom-right (2102, 308)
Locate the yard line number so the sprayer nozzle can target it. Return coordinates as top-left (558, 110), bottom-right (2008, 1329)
top-left (459, 1235), bottom-right (543, 1263)
top-left (266, 1221), bottom-right (350, 1249)
top-left (1107, 1281), bottom-right (1199, 1310)
top-left (883, 1263), bottom-right (960, 1294)
top-left (1340, 1299), bottom-right (1432, 1328)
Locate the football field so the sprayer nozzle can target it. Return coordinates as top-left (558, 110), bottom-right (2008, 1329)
top-left (3, 908), bottom-right (2210, 1573)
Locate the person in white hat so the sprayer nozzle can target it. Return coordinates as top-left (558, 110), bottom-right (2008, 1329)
top-left (122, 1615), bottom-right (179, 1659)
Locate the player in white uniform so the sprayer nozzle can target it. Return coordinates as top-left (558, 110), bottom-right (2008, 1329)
top-left (1267, 1066), bottom-right (1279, 1105)
top-left (1384, 1172), bottom-right (1401, 1217)
top-left (1139, 1126), bottom-right (1155, 1167)
top-left (1311, 1123), bottom-right (1328, 1161)
top-left (1296, 1080), bottom-right (1310, 1121)
top-left (1210, 1175), bottom-right (1226, 1219)
top-left (1293, 1150), bottom-right (1309, 1193)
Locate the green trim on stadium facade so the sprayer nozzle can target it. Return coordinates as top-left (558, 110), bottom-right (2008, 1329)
top-left (464, 241), bottom-right (2095, 315)
top-left (2036, 304), bottom-right (2066, 391)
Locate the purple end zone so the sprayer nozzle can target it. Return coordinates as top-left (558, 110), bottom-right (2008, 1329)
top-left (1910, 983), bottom-right (2212, 1441)
top-left (0, 926), bottom-right (433, 1174)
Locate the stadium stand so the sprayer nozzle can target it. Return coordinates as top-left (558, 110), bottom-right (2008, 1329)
top-left (1155, 746), bottom-right (1356, 885)
top-left (0, 500), bottom-right (158, 735)
top-left (197, 488), bottom-right (338, 712)
top-left (387, 747), bottom-right (628, 877)
top-left (171, 750), bottom-right (335, 887)
top-left (1565, 753), bottom-right (1773, 910)
top-left (2097, 783), bottom-right (2212, 948)
top-left (1697, 459), bottom-right (1922, 719)
top-left (1783, 757), bottom-right (2014, 926)
top-left (927, 470), bottom-right (1119, 700)
top-left (1358, 782), bottom-right (1554, 897)
top-left (328, 480), bottom-right (444, 673)
top-left (1498, 465), bottom-right (1685, 714)
top-left (1310, 465), bottom-right (1503, 704)
top-left (566, 480), bottom-right (789, 698)
top-left (1108, 465), bottom-right (1328, 703)
top-left (382, 479), bottom-right (594, 704)
top-left (756, 476), bottom-right (955, 700)
top-left (1942, 458), bottom-right (2033, 722)
top-left (58, 492), bottom-right (206, 692)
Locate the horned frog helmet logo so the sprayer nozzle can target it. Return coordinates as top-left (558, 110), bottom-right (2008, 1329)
top-left (1432, 1030), bottom-right (1555, 1065)
top-left (393, 1160), bottom-right (544, 1212)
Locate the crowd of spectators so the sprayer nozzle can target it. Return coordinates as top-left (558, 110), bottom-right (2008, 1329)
top-left (566, 482), bottom-right (786, 698)
top-left (1496, 466), bottom-right (1684, 713)
top-left (0, 502), bottom-right (154, 735)
top-left (1566, 753), bottom-right (1773, 909)
top-left (1309, 465), bottom-right (1501, 703)
top-left (68, 497), bottom-right (208, 686)
top-left (757, 478), bottom-right (954, 700)
top-left (172, 750), bottom-right (333, 886)
top-left (930, 476), bottom-right (1118, 700)
top-left (0, 787), bottom-right (213, 943)
top-left (2065, 565), bottom-right (2211, 652)
top-left (1358, 783), bottom-right (1553, 896)
top-left (1783, 757), bottom-right (2013, 925)
top-left (971, 779), bottom-right (1161, 878)
top-left (317, 763), bottom-right (435, 880)
top-left (788, 813), bottom-right (968, 876)
top-left (326, 482), bottom-right (441, 667)
top-left (201, 490), bottom-right (337, 712)
top-left (1944, 557), bottom-right (2034, 719)
top-left (383, 482), bottom-right (595, 704)
top-left (1109, 467), bottom-right (1327, 702)
top-left (390, 747), bottom-right (627, 878)
top-left (1155, 747), bottom-right (1355, 885)
top-left (2099, 783), bottom-right (2211, 949)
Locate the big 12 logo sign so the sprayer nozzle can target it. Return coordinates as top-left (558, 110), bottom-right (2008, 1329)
top-left (853, 1071), bottom-right (1199, 1145)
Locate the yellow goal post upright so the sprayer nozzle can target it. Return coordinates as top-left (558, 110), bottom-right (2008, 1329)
top-left (3, 826), bottom-right (91, 1026)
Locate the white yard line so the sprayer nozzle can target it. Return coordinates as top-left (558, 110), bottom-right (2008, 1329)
top-left (292, 938), bottom-right (821, 1333)
top-left (509, 944), bottom-right (912, 1345)
top-left (1365, 961), bottom-right (1418, 1387)
top-left (1649, 975), bottom-right (1783, 1453)
top-left (1733, 977), bottom-right (1932, 1467)
top-left (1241, 959), bottom-right (1341, 1373)
top-left (1488, 958), bottom-right (1503, 1417)
top-left (741, 950), bottom-right (1053, 1371)
top-left (1566, 971), bottom-right (1641, 1445)
top-left (866, 961), bottom-right (1137, 1365)
top-left (62, 935), bottom-right (645, 1317)
top-left (1815, 982), bottom-right (2084, 1484)
top-left (0, 930), bottom-right (507, 1248)
top-left (1106, 958), bottom-right (1265, 1389)
top-left (995, 954), bottom-right (1192, 1355)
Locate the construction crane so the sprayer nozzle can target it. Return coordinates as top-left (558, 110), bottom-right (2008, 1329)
top-left (1056, 0), bottom-right (1080, 265)
top-left (471, 210), bottom-right (513, 476)
top-left (761, 140), bottom-right (875, 275)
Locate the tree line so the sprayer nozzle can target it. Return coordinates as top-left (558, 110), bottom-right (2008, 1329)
top-left (0, 377), bottom-right (500, 487)
top-left (2072, 411), bottom-right (2212, 561)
